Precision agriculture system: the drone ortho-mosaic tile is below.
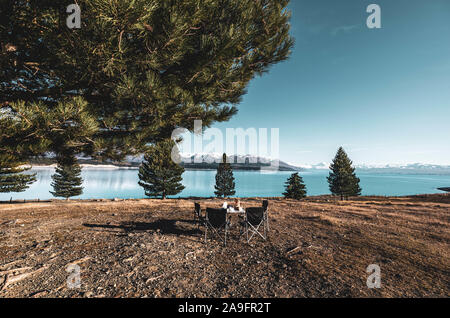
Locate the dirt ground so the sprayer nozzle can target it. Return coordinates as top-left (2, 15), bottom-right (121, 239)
top-left (0, 194), bottom-right (449, 298)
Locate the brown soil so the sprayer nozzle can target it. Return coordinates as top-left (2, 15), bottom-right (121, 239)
top-left (0, 194), bottom-right (449, 298)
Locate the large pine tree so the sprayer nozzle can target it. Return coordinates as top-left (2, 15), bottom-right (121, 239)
top-left (327, 147), bottom-right (362, 200)
top-left (50, 152), bottom-right (84, 200)
top-left (138, 140), bottom-right (185, 199)
top-left (0, 154), bottom-right (36, 194)
top-left (1, 0), bottom-right (294, 161)
top-left (214, 153), bottom-right (236, 198)
top-left (283, 172), bottom-right (307, 200)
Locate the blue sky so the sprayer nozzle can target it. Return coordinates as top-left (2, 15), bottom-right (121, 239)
top-left (185, 0), bottom-right (450, 166)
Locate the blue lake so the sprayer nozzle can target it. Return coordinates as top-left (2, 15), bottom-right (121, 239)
top-left (1, 168), bottom-right (450, 200)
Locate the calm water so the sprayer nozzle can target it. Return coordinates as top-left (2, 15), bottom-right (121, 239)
top-left (1, 168), bottom-right (450, 200)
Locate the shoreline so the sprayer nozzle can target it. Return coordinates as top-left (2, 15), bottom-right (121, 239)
top-left (31, 164), bottom-right (139, 170)
top-left (29, 165), bottom-right (290, 172)
top-left (1, 193), bottom-right (448, 205)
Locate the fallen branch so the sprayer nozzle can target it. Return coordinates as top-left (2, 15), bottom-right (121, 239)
top-left (0, 259), bottom-right (22, 270)
top-left (0, 266), bottom-right (33, 276)
top-left (145, 274), bottom-right (164, 284)
top-left (145, 270), bottom-right (178, 284)
top-left (66, 256), bottom-right (92, 267)
top-left (287, 246), bottom-right (301, 255)
top-left (0, 265), bottom-right (49, 291)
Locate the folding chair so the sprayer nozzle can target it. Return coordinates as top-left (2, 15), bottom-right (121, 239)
top-left (262, 200), bottom-right (269, 231)
top-left (193, 202), bottom-right (204, 229)
top-left (244, 207), bottom-right (267, 243)
top-left (204, 208), bottom-right (229, 246)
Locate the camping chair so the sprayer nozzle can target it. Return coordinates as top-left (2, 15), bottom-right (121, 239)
top-left (262, 200), bottom-right (269, 231)
top-left (204, 208), bottom-right (229, 246)
top-left (193, 203), bottom-right (204, 228)
top-left (244, 207), bottom-right (267, 243)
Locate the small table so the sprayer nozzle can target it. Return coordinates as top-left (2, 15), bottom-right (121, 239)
top-left (226, 208), bottom-right (245, 232)
top-left (226, 207), bottom-right (245, 214)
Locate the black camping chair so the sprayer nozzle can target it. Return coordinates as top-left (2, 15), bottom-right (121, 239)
top-left (193, 203), bottom-right (204, 228)
top-left (262, 200), bottom-right (269, 231)
top-left (244, 207), bottom-right (267, 243)
top-left (204, 208), bottom-right (229, 246)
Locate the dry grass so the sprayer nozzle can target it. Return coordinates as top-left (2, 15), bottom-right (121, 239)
top-left (0, 194), bottom-right (449, 298)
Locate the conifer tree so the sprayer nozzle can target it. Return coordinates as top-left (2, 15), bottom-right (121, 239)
top-left (214, 153), bottom-right (236, 198)
top-left (1, 0), bottom-right (294, 161)
top-left (283, 172), bottom-right (307, 200)
top-left (327, 147), bottom-right (362, 200)
top-left (1, 96), bottom-right (98, 197)
top-left (138, 140), bottom-right (185, 199)
top-left (0, 110), bottom-right (44, 195)
top-left (0, 154), bottom-right (36, 194)
top-left (50, 152), bottom-right (84, 200)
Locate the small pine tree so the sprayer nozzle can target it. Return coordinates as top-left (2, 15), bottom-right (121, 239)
top-left (138, 140), bottom-right (185, 199)
top-left (0, 154), bottom-right (36, 194)
top-left (214, 153), bottom-right (236, 198)
top-left (283, 172), bottom-right (307, 200)
top-left (50, 153), bottom-right (83, 200)
top-left (327, 147), bottom-right (362, 200)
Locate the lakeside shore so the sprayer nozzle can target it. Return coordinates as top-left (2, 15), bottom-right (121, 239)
top-left (31, 164), bottom-right (139, 170)
top-left (1, 193), bottom-right (449, 204)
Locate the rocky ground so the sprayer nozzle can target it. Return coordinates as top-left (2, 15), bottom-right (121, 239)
top-left (0, 194), bottom-right (449, 298)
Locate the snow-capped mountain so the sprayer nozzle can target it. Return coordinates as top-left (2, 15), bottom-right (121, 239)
top-left (177, 153), bottom-right (300, 171)
top-left (294, 162), bottom-right (329, 170)
top-left (35, 152), bottom-right (450, 174)
top-left (356, 163), bottom-right (450, 170)
top-left (179, 153), bottom-right (269, 163)
top-left (295, 162), bottom-right (450, 175)
top-left (126, 153), bottom-right (274, 164)
top-left (354, 163), bottom-right (450, 175)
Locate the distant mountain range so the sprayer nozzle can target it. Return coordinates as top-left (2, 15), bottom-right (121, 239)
top-left (31, 153), bottom-right (450, 174)
top-left (130, 155), bottom-right (450, 174)
top-left (355, 163), bottom-right (450, 175)
top-left (129, 153), bottom-right (301, 171)
top-left (297, 162), bottom-right (450, 175)
top-left (33, 153), bottom-right (298, 171)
